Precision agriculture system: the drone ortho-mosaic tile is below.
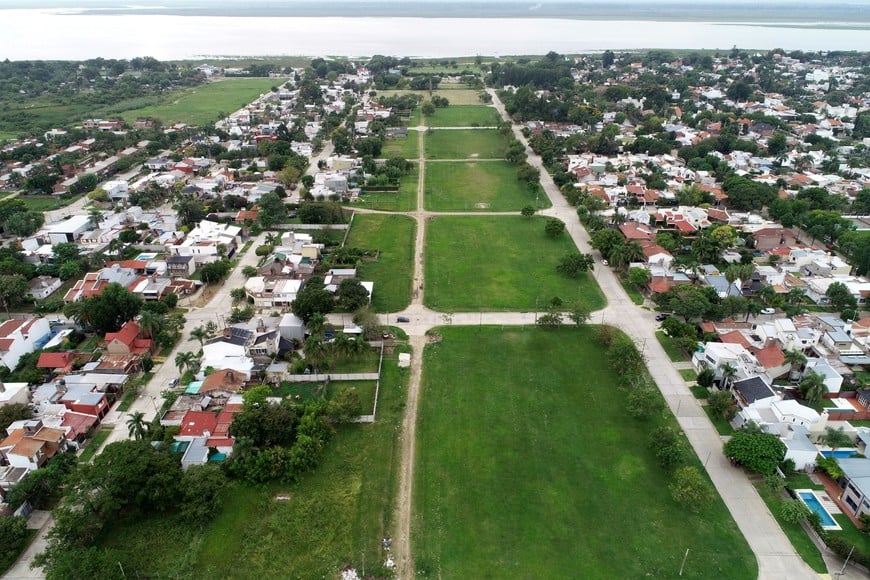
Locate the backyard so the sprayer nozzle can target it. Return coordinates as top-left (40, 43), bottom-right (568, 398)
top-left (424, 129), bottom-right (507, 159)
top-left (359, 165), bottom-right (418, 212)
top-left (120, 78), bottom-right (282, 126)
top-left (424, 215), bottom-right (604, 311)
top-left (424, 161), bottom-right (548, 212)
top-left (345, 213), bottom-right (416, 312)
top-left (96, 348), bottom-right (410, 578)
top-left (413, 326), bottom-right (756, 578)
top-left (381, 131), bottom-right (420, 158)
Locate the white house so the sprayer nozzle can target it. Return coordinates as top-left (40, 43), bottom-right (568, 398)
top-left (0, 318), bottom-right (51, 373)
top-left (803, 358), bottom-right (844, 394)
top-left (692, 342), bottom-right (763, 383)
top-left (42, 214), bottom-right (91, 245)
top-left (27, 276), bottom-right (62, 300)
top-left (102, 179), bottom-right (129, 202)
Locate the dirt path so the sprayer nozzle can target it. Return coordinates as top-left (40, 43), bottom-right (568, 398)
top-left (393, 334), bottom-right (426, 578)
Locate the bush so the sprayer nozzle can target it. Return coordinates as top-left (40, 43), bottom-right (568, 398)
top-left (0, 516), bottom-right (29, 571)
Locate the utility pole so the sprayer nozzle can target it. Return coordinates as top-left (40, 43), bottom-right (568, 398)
top-left (678, 548), bottom-right (689, 576)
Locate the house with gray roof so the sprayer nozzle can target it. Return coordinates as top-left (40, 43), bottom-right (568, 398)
top-left (838, 458), bottom-right (870, 517)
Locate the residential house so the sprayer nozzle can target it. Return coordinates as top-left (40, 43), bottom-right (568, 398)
top-left (731, 376), bottom-right (779, 410)
top-left (200, 369), bottom-right (246, 397)
top-left (176, 410), bottom-right (218, 442)
top-left (103, 320), bottom-right (153, 355)
top-left (59, 384), bottom-right (111, 419)
top-left (0, 317), bottom-right (51, 373)
top-left (36, 352), bottom-right (76, 374)
top-left (0, 422), bottom-right (67, 472)
top-left (64, 265), bottom-right (139, 302)
top-left (837, 458), bottom-right (870, 517)
top-left (0, 382), bottom-right (30, 408)
top-left (244, 277), bottom-right (302, 308)
top-left (166, 255), bottom-right (196, 277)
top-left (27, 276), bottom-right (62, 301)
top-left (803, 358), bottom-right (844, 394)
top-left (42, 214), bottom-right (91, 244)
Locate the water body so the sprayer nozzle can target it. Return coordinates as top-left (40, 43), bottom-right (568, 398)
top-left (1, 4), bottom-right (869, 60)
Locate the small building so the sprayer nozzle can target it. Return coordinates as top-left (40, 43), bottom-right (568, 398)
top-left (166, 255), bottom-right (196, 277)
top-left (103, 321), bottom-right (153, 355)
top-left (837, 458), bottom-right (870, 517)
top-left (0, 422), bottom-right (67, 472)
top-left (27, 276), bottom-right (62, 301)
top-left (0, 317), bottom-right (51, 374)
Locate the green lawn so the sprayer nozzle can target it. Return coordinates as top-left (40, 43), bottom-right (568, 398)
top-left (680, 368), bottom-right (698, 381)
top-left (346, 214), bottom-right (416, 312)
top-left (359, 165), bottom-right (418, 212)
top-left (425, 106), bottom-right (501, 127)
top-left (701, 404), bottom-right (735, 435)
top-left (414, 326), bottom-right (756, 578)
top-left (377, 89), bottom-right (486, 106)
top-left (274, 381), bottom-right (377, 416)
top-left (425, 216), bottom-right (604, 311)
top-left (381, 132), bottom-right (420, 158)
top-left (121, 78), bottom-right (282, 126)
top-left (424, 161), bottom-right (548, 212)
top-left (78, 427), bottom-right (114, 463)
top-left (425, 129), bottom-right (507, 159)
top-left (18, 194), bottom-right (84, 211)
top-left (655, 330), bottom-right (690, 362)
top-left (618, 272), bottom-right (646, 305)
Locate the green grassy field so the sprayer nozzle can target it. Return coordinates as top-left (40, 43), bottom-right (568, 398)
top-left (359, 165), bottom-right (418, 212)
top-left (425, 129), bottom-right (507, 159)
top-left (376, 89), bottom-right (486, 106)
top-left (424, 161), bottom-right (548, 211)
top-left (98, 348), bottom-right (409, 579)
top-left (655, 330), bottom-right (690, 362)
top-left (274, 381), bottom-right (377, 416)
top-left (424, 216), bottom-right (604, 311)
top-left (17, 195), bottom-right (80, 212)
top-left (425, 105), bottom-right (501, 127)
top-left (121, 78), bottom-right (282, 126)
top-left (414, 326), bottom-right (756, 578)
top-left (381, 132), bottom-right (420, 158)
top-left (346, 214), bottom-right (416, 312)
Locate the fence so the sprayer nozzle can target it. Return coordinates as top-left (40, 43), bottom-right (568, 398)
top-left (283, 372), bottom-right (379, 383)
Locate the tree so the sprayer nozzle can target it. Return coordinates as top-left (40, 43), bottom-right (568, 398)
top-left (799, 371), bottom-right (827, 405)
top-left (126, 411), bottom-right (149, 440)
top-left (327, 388), bottom-right (362, 423)
top-left (628, 267), bottom-right (651, 288)
top-left (590, 228), bottom-right (625, 258)
top-left (230, 287), bottom-right (247, 304)
top-left (520, 205), bottom-right (535, 218)
top-left (627, 387), bottom-right (662, 420)
top-left (0, 402), bottom-right (32, 432)
top-left (544, 218), bottom-right (566, 238)
top-left (63, 283), bottom-right (143, 334)
top-left (651, 426), bottom-right (685, 470)
top-left (536, 312), bottom-right (563, 327)
top-left (137, 310), bottom-right (164, 339)
top-left (708, 390), bottom-right (738, 421)
top-left (608, 337), bottom-right (645, 377)
top-left (0, 274), bottom-right (29, 315)
top-left (242, 385), bottom-right (273, 411)
top-left (242, 265), bottom-right (258, 277)
top-left (3, 211), bottom-right (44, 236)
top-left (258, 192), bottom-right (287, 227)
top-left (819, 426), bottom-right (852, 452)
top-left (0, 517), bottom-right (29, 568)
top-left (291, 286), bottom-right (335, 323)
top-left (670, 466), bottom-right (713, 511)
top-left (779, 499), bottom-right (812, 524)
top-left (720, 363), bottom-right (738, 390)
top-left (697, 367), bottom-right (716, 389)
top-left (337, 279), bottom-right (370, 311)
top-left (825, 281), bottom-right (857, 313)
top-left (555, 252), bottom-right (594, 278)
top-left (723, 431), bottom-right (786, 474)
top-left (655, 284), bottom-right (713, 322)
top-left (189, 325), bottom-right (211, 347)
top-left (199, 260), bottom-right (231, 284)
top-left (175, 351), bottom-right (197, 374)
top-left (785, 349), bottom-right (806, 380)
top-left (567, 300), bottom-right (591, 325)
top-left (179, 464), bottom-right (228, 526)
top-left (609, 241), bottom-right (644, 270)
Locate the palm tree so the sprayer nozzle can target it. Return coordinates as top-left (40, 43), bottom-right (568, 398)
top-left (819, 426), bottom-right (852, 452)
top-left (784, 350), bottom-right (806, 381)
top-left (189, 326), bottom-right (210, 346)
top-left (332, 334), bottom-right (353, 360)
top-left (799, 371), bottom-right (827, 405)
top-left (166, 312), bottom-right (186, 338)
top-left (126, 411), bottom-right (149, 440)
top-left (303, 336), bottom-right (327, 372)
top-left (88, 207), bottom-right (104, 229)
top-left (758, 284), bottom-right (778, 307)
top-left (264, 232), bottom-right (281, 246)
top-left (743, 299), bottom-right (764, 322)
top-left (306, 313), bottom-right (327, 339)
top-left (175, 351), bottom-right (197, 374)
top-left (720, 363), bottom-right (738, 391)
top-left (138, 310), bottom-right (164, 340)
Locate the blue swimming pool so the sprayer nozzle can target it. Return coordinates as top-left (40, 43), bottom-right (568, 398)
top-left (821, 449), bottom-right (858, 459)
top-left (798, 491), bottom-right (838, 528)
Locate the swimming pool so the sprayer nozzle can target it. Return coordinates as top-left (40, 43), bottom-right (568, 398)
top-left (820, 449), bottom-right (859, 459)
top-left (797, 490), bottom-right (840, 530)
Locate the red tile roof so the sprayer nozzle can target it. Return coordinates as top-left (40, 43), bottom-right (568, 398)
top-left (673, 220), bottom-right (697, 233)
top-left (104, 321), bottom-right (152, 354)
top-left (0, 319), bottom-right (26, 337)
top-left (720, 330), bottom-right (752, 349)
top-left (179, 411), bottom-right (219, 438)
top-left (755, 343), bottom-right (786, 369)
top-left (618, 223), bottom-right (653, 241)
top-left (37, 352), bottom-right (75, 369)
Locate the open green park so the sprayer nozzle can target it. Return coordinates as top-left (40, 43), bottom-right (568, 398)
top-left (346, 213), bottom-right (416, 312)
top-left (424, 105), bottom-right (501, 127)
top-left (120, 78), bottom-right (282, 126)
top-left (424, 129), bottom-right (508, 159)
top-left (95, 348), bottom-right (409, 579)
top-left (424, 161), bottom-right (548, 211)
top-left (413, 326), bottom-right (756, 578)
top-left (424, 215), bottom-right (604, 311)
top-left (381, 131), bottom-right (420, 158)
top-left (359, 164), bottom-right (418, 212)
top-left (378, 88), bottom-right (486, 107)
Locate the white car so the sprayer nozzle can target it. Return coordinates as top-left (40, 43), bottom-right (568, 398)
top-left (602, 259), bottom-right (609, 266)
top-left (760, 308), bottom-right (776, 315)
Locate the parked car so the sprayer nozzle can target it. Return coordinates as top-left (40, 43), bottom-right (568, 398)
top-left (397, 316), bottom-right (410, 323)
top-left (602, 259), bottom-right (609, 266)
top-left (169, 378), bottom-right (179, 387)
top-left (760, 307), bottom-right (776, 315)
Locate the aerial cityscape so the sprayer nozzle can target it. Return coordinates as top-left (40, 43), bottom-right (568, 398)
top-left (0, 1), bottom-right (870, 579)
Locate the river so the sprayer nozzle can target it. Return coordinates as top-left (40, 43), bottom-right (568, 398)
top-left (1, 8), bottom-right (869, 60)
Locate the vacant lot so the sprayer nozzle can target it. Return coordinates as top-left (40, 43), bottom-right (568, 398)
top-left (359, 165), bottom-right (418, 212)
top-left (346, 214), bottom-right (416, 312)
top-left (98, 348), bottom-right (409, 579)
top-left (414, 326), bottom-right (756, 579)
top-left (121, 78), bottom-right (281, 126)
top-left (381, 131), bottom-right (420, 158)
top-left (424, 161), bottom-right (547, 212)
top-left (425, 129), bottom-right (507, 159)
top-left (424, 216), bottom-right (604, 311)
top-left (425, 106), bottom-right (501, 127)
top-left (377, 88), bottom-right (485, 106)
